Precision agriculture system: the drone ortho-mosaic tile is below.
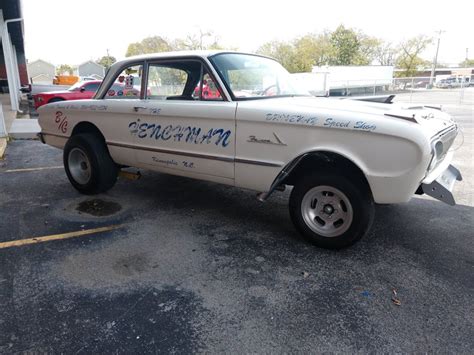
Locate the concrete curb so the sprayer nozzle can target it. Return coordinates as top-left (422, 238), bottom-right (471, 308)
top-left (9, 118), bottom-right (40, 139)
top-left (0, 138), bottom-right (7, 159)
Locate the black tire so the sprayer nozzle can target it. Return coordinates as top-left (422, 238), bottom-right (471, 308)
top-left (63, 133), bottom-right (118, 194)
top-left (289, 172), bottom-right (374, 249)
top-left (48, 97), bottom-right (64, 103)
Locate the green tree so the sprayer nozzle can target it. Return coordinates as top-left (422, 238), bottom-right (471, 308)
top-left (329, 25), bottom-right (360, 65)
top-left (459, 58), bottom-right (474, 67)
top-left (355, 35), bottom-right (381, 65)
top-left (257, 40), bottom-right (299, 72)
top-left (292, 33), bottom-right (334, 71)
top-left (396, 35), bottom-right (432, 77)
top-left (125, 36), bottom-right (172, 57)
top-left (97, 55), bottom-right (116, 69)
top-left (56, 64), bottom-right (74, 75)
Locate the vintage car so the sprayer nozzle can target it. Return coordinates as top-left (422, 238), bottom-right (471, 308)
top-left (37, 51), bottom-right (462, 249)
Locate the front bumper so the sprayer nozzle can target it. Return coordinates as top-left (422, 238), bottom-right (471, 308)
top-left (421, 164), bottom-right (462, 205)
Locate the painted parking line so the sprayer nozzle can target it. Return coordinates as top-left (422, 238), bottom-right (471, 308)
top-left (0, 225), bottom-right (124, 249)
top-left (4, 166), bottom-right (63, 173)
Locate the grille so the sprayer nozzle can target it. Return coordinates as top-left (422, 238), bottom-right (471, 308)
top-left (429, 125), bottom-right (457, 172)
top-left (437, 125), bottom-right (457, 158)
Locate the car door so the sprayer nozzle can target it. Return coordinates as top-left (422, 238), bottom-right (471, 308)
top-left (95, 62), bottom-right (147, 167)
top-left (131, 59), bottom-right (236, 181)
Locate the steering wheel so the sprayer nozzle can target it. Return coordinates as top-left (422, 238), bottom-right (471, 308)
top-left (262, 84), bottom-right (278, 96)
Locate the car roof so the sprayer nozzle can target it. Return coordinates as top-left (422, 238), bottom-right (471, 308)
top-left (123, 50), bottom-right (232, 62)
top-left (110, 50), bottom-right (274, 70)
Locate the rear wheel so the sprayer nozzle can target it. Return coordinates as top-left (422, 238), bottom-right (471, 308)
top-left (63, 133), bottom-right (118, 194)
top-left (289, 172), bottom-right (374, 249)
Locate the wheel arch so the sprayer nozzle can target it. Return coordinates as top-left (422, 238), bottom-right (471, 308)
top-left (70, 121), bottom-right (106, 144)
top-left (260, 149), bottom-right (373, 201)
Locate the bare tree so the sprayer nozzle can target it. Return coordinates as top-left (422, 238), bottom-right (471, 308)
top-left (172, 29), bottom-right (223, 51)
top-left (396, 36), bottom-right (433, 77)
top-left (374, 41), bottom-right (397, 66)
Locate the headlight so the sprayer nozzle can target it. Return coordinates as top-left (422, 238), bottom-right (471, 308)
top-left (428, 140), bottom-right (442, 171)
top-left (434, 141), bottom-right (444, 157)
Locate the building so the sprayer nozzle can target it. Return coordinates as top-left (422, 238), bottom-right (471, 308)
top-left (76, 60), bottom-right (105, 79)
top-left (394, 67), bottom-right (474, 80)
top-left (311, 65), bottom-right (394, 96)
top-left (1, 0), bottom-right (28, 111)
top-left (27, 59), bottom-right (55, 84)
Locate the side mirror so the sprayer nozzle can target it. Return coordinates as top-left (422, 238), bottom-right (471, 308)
top-left (80, 87), bottom-right (86, 92)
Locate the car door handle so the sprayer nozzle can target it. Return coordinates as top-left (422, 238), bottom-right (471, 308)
top-left (133, 106), bottom-right (147, 112)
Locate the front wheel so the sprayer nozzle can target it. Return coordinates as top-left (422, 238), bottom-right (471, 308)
top-left (63, 133), bottom-right (118, 194)
top-left (289, 172), bottom-right (374, 249)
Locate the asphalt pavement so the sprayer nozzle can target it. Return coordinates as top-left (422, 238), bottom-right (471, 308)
top-left (0, 91), bottom-right (472, 353)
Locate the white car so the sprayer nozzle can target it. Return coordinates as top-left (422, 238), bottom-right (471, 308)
top-left (37, 51), bottom-right (462, 249)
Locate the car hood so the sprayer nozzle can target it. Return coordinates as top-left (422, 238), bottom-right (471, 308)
top-left (237, 96), bottom-right (455, 137)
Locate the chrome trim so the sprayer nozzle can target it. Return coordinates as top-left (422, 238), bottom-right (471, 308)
top-left (107, 141), bottom-right (233, 162)
top-left (428, 124), bottom-right (458, 172)
top-left (106, 141), bottom-right (283, 167)
top-left (234, 158), bottom-right (283, 168)
top-left (432, 124), bottom-right (457, 140)
top-left (424, 105), bottom-right (442, 111)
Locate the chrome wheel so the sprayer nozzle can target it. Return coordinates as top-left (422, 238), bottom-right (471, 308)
top-left (68, 147), bottom-right (91, 185)
top-left (301, 185), bottom-right (353, 237)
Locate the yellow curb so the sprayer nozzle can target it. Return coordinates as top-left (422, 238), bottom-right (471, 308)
top-left (0, 224), bottom-right (125, 249)
top-left (5, 165), bottom-right (63, 173)
top-left (0, 138), bottom-right (7, 160)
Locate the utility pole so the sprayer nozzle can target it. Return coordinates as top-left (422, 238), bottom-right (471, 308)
top-left (466, 48), bottom-right (469, 67)
top-left (429, 30), bottom-right (445, 86)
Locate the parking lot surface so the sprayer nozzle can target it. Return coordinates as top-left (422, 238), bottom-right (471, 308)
top-left (0, 91), bottom-right (473, 353)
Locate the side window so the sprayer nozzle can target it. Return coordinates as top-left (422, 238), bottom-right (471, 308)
top-left (193, 72), bottom-right (223, 101)
top-left (104, 64), bottom-right (143, 99)
top-left (147, 64), bottom-right (189, 100)
top-left (83, 82), bottom-right (100, 92)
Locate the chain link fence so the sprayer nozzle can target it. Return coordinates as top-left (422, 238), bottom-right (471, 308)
top-left (329, 76), bottom-right (473, 105)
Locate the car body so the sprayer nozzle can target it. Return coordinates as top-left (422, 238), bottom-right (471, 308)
top-left (37, 51), bottom-right (462, 249)
top-left (33, 81), bottom-right (140, 109)
top-left (79, 76), bottom-right (98, 82)
top-left (33, 80), bottom-right (102, 109)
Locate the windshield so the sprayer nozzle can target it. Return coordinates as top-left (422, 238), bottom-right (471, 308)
top-left (68, 82), bottom-right (84, 91)
top-left (209, 53), bottom-right (311, 100)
